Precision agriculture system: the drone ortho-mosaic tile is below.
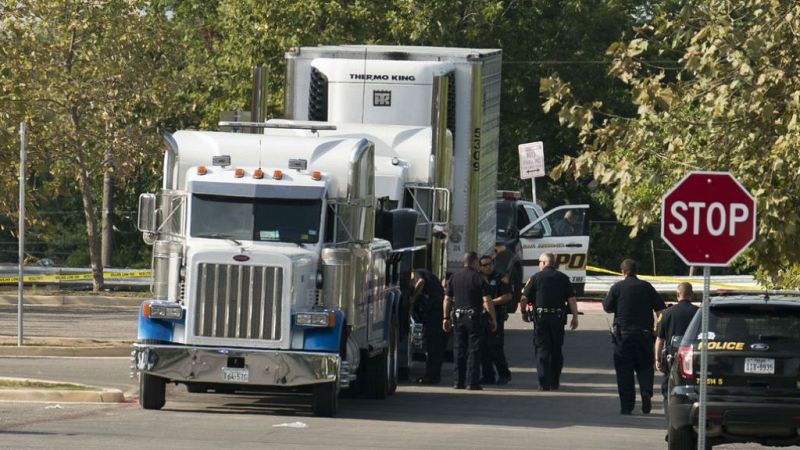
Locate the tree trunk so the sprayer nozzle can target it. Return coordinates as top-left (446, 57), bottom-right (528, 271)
top-left (101, 150), bottom-right (113, 268)
top-left (76, 153), bottom-right (104, 292)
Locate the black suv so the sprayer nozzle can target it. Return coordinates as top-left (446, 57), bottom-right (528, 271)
top-left (667, 296), bottom-right (800, 449)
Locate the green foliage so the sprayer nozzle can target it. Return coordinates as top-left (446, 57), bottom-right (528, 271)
top-left (0, 0), bottom-right (659, 280)
top-left (542, 0), bottom-right (800, 288)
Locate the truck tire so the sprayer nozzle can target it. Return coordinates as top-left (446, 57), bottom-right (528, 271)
top-left (139, 372), bottom-right (166, 410)
top-left (366, 349), bottom-right (388, 399)
top-left (667, 425), bottom-right (696, 450)
top-left (312, 381), bottom-right (338, 417)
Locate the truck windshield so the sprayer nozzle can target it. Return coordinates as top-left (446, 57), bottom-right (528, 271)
top-left (191, 194), bottom-right (322, 244)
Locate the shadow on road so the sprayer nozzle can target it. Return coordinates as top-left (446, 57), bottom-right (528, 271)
top-left (163, 322), bottom-right (665, 432)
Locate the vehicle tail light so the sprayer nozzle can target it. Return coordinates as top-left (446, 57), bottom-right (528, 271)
top-left (677, 345), bottom-right (694, 379)
top-left (273, 170), bottom-right (283, 180)
top-left (253, 168), bottom-right (264, 179)
top-left (311, 171), bottom-right (322, 181)
top-left (197, 166), bottom-right (207, 175)
top-left (234, 168), bottom-right (245, 178)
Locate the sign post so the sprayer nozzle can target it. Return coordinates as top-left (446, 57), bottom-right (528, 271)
top-left (518, 141), bottom-right (545, 203)
top-left (18, 122), bottom-right (26, 347)
top-left (661, 171), bottom-right (756, 450)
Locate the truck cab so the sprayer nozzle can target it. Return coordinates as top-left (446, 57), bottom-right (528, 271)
top-left (494, 191), bottom-right (590, 297)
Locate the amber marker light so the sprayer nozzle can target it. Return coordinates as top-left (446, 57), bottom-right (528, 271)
top-left (253, 168), bottom-right (264, 179)
top-left (273, 170), bottom-right (283, 180)
top-left (197, 166), bottom-right (207, 175)
top-left (234, 168), bottom-right (245, 178)
top-left (311, 171), bottom-right (322, 181)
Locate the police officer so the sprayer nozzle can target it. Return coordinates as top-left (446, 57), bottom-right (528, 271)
top-left (519, 252), bottom-right (579, 391)
top-left (443, 252), bottom-right (497, 390)
top-left (603, 258), bottom-right (666, 415)
top-left (479, 254), bottom-right (513, 385)
top-left (655, 282), bottom-right (698, 405)
top-left (410, 268), bottom-right (446, 385)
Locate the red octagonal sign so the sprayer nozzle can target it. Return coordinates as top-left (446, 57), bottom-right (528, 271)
top-left (661, 171), bottom-right (756, 266)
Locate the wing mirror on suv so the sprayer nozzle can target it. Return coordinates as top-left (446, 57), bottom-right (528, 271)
top-left (522, 227), bottom-right (544, 239)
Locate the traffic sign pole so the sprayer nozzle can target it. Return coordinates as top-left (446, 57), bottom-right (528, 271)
top-left (660, 171), bottom-right (756, 450)
top-left (698, 266), bottom-right (710, 450)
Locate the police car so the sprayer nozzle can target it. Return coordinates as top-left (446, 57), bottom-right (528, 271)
top-left (494, 191), bottom-right (589, 298)
top-left (666, 295), bottom-right (800, 449)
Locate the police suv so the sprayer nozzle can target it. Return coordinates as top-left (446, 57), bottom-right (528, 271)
top-left (494, 191), bottom-right (590, 298)
top-left (666, 296), bottom-right (800, 449)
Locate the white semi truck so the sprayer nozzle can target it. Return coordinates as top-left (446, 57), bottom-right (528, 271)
top-left (132, 46), bottom-right (502, 416)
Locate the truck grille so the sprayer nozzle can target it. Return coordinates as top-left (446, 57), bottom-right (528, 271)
top-left (194, 263), bottom-right (283, 340)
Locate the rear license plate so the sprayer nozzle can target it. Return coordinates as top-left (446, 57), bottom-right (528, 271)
top-left (222, 367), bottom-right (249, 382)
top-left (744, 357), bottom-right (775, 374)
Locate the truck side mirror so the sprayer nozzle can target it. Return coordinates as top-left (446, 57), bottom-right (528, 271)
top-left (138, 193), bottom-right (157, 233)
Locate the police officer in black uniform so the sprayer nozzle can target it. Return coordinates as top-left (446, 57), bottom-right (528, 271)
top-left (479, 254), bottom-right (513, 385)
top-left (655, 282), bottom-right (698, 405)
top-left (410, 268), bottom-right (446, 385)
top-left (603, 258), bottom-right (666, 415)
top-left (519, 252), bottom-right (579, 391)
top-left (443, 252), bottom-right (497, 390)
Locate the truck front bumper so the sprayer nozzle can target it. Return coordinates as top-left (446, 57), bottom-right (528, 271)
top-left (133, 343), bottom-right (339, 387)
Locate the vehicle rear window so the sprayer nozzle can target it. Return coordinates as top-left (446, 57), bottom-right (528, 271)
top-left (692, 305), bottom-right (800, 342)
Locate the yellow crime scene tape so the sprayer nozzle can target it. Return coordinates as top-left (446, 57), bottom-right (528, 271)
top-left (586, 265), bottom-right (761, 291)
top-left (0, 271), bottom-right (152, 284)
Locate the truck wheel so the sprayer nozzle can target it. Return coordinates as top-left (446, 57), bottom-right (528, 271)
top-left (312, 382), bottom-right (338, 417)
top-left (667, 425), bottom-right (696, 450)
top-left (139, 372), bottom-right (166, 410)
top-left (366, 350), bottom-right (388, 399)
top-left (388, 314), bottom-right (399, 395)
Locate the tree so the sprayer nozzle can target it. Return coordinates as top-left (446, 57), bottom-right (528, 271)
top-left (542, 0), bottom-right (800, 287)
top-left (0, 0), bottom-right (190, 290)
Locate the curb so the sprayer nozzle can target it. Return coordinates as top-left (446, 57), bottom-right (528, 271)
top-left (0, 378), bottom-right (125, 403)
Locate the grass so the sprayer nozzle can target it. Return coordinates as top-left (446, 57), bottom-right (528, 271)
top-left (0, 379), bottom-right (96, 391)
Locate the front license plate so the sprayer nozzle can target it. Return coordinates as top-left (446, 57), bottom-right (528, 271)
top-left (222, 367), bottom-right (249, 382)
top-left (744, 357), bottom-right (775, 374)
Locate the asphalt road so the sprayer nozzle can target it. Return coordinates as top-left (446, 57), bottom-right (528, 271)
top-left (0, 309), bottom-right (791, 449)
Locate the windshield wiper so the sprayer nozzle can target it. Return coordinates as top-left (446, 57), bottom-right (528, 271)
top-left (195, 233), bottom-right (241, 246)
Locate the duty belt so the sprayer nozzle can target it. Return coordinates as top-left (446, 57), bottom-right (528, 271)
top-left (536, 308), bottom-right (563, 315)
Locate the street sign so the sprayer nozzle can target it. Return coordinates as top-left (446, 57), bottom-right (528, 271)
top-left (518, 141), bottom-right (545, 180)
top-left (661, 171), bottom-right (756, 266)
top-left (661, 171), bottom-right (756, 450)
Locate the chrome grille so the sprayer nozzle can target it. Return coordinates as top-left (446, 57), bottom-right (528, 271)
top-left (194, 263), bottom-right (283, 340)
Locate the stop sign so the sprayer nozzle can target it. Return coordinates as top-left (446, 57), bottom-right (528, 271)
top-left (661, 171), bottom-right (756, 266)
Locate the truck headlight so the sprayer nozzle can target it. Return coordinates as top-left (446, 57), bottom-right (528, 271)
top-left (142, 301), bottom-right (183, 320)
top-left (295, 311), bottom-right (335, 328)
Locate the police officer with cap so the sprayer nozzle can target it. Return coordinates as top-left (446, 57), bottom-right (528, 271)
top-left (443, 252), bottom-right (497, 390)
top-left (603, 258), bottom-right (666, 415)
top-left (655, 282), bottom-right (698, 406)
top-left (410, 268), bottom-right (446, 385)
top-left (479, 254), bottom-right (513, 385)
top-left (519, 252), bottom-right (579, 391)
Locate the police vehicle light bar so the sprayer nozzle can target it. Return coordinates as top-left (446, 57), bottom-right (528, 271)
top-left (496, 190), bottom-right (521, 200)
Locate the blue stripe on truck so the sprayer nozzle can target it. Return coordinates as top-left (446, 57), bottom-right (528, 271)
top-left (302, 310), bottom-right (345, 352)
top-left (137, 305), bottom-right (174, 341)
